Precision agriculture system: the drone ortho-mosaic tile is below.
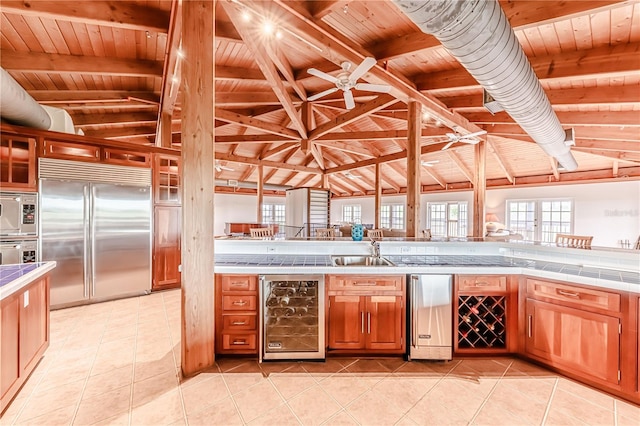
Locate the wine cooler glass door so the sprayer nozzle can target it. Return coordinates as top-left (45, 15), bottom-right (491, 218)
top-left (262, 275), bottom-right (325, 360)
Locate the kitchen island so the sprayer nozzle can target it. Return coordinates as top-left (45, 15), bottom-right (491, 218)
top-left (214, 239), bottom-right (640, 404)
top-left (0, 262), bottom-right (55, 414)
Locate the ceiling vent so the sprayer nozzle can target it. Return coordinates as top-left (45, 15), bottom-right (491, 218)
top-left (483, 89), bottom-right (504, 115)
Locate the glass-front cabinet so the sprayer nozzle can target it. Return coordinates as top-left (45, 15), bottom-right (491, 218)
top-left (0, 134), bottom-right (37, 191)
top-left (154, 154), bottom-right (180, 204)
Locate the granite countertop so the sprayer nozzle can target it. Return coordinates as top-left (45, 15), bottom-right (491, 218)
top-left (0, 262), bottom-right (57, 301)
top-left (213, 254), bottom-right (640, 292)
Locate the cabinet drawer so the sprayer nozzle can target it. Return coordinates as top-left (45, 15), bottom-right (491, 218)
top-left (43, 140), bottom-right (100, 162)
top-left (526, 279), bottom-right (620, 313)
top-left (222, 295), bottom-right (257, 311)
top-left (222, 314), bottom-right (256, 330)
top-left (221, 275), bottom-right (257, 292)
top-left (328, 275), bottom-right (403, 292)
top-left (221, 333), bottom-right (256, 351)
top-left (458, 275), bottom-right (506, 293)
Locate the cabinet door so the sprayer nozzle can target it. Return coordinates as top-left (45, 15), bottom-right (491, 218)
top-left (152, 205), bottom-right (181, 290)
top-left (328, 295), bottom-right (365, 350)
top-left (0, 134), bottom-right (37, 190)
top-left (19, 278), bottom-right (48, 373)
top-left (42, 140), bottom-right (100, 162)
top-left (154, 154), bottom-right (181, 204)
top-left (104, 148), bottom-right (150, 167)
top-left (525, 299), bottom-right (620, 385)
top-left (1, 296), bottom-right (20, 400)
top-left (366, 295), bottom-right (403, 351)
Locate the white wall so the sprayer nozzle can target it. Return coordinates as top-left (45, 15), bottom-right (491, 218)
top-left (328, 181), bottom-right (640, 248)
top-left (213, 193), bottom-right (284, 236)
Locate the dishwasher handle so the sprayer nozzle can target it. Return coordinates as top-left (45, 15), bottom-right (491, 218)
top-left (411, 275), bottom-right (418, 347)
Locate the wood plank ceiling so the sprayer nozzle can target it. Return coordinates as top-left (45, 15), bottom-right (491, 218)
top-left (1, 0), bottom-right (639, 196)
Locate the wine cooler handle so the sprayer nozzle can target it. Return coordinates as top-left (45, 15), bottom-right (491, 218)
top-left (411, 276), bottom-right (418, 348)
top-left (232, 321), bottom-right (247, 325)
top-left (361, 312), bottom-right (365, 334)
top-left (474, 281), bottom-right (492, 287)
top-left (527, 315), bottom-right (532, 338)
top-left (232, 339), bottom-right (246, 345)
top-left (233, 300), bottom-right (247, 306)
top-left (367, 312), bottom-right (371, 334)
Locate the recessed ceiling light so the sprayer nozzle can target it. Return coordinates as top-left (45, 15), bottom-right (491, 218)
top-left (241, 10), bottom-right (251, 22)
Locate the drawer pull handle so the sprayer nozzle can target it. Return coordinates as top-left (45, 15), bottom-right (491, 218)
top-left (557, 290), bottom-right (580, 298)
top-left (232, 321), bottom-right (247, 325)
top-left (473, 281), bottom-right (493, 287)
top-left (232, 340), bottom-right (246, 345)
top-left (230, 282), bottom-right (246, 286)
top-left (232, 300), bottom-right (248, 306)
top-left (354, 282), bottom-right (375, 286)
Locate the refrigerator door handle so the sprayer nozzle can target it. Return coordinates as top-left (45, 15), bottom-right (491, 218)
top-left (258, 275), bottom-right (264, 363)
top-left (411, 275), bottom-right (418, 348)
top-left (90, 184), bottom-right (97, 297)
top-left (83, 185), bottom-right (90, 299)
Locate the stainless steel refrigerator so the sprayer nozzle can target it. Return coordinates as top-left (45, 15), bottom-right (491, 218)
top-left (39, 158), bottom-right (152, 309)
top-left (408, 275), bottom-right (453, 360)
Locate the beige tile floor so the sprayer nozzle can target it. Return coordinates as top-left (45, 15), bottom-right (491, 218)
top-left (1, 289), bottom-right (639, 426)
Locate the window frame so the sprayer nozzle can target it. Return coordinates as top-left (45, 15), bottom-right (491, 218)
top-left (505, 198), bottom-right (574, 242)
top-left (380, 203), bottom-right (405, 229)
top-left (426, 201), bottom-right (468, 237)
top-left (342, 204), bottom-right (362, 224)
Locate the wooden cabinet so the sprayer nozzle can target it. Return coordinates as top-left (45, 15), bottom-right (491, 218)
top-left (154, 154), bottom-right (181, 204)
top-left (327, 275), bottom-right (405, 354)
top-left (215, 275), bottom-right (258, 355)
top-left (152, 205), bottom-right (181, 291)
top-left (103, 148), bottom-right (150, 167)
top-left (455, 275), bottom-right (516, 354)
top-left (0, 133), bottom-right (37, 191)
top-left (42, 139), bottom-right (101, 162)
top-left (1, 276), bottom-right (49, 414)
top-left (524, 278), bottom-right (622, 387)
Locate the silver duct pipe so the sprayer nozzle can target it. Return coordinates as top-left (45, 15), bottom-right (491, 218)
top-left (393, 0), bottom-right (578, 171)
top-left (0, 67), bottom-right (51, 130)
top-left (215, 179), bottom-right (292, 191)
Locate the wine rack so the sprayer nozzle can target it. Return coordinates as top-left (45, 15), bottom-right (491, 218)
top-left (457, 295), bottom-right (506, 349)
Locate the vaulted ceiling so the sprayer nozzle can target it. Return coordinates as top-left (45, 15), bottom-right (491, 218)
top-left (1, 0), bottom-right (639, 196)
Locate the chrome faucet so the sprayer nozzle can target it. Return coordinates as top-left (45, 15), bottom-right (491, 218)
top-left (371, 240), bottom-right (380, 258)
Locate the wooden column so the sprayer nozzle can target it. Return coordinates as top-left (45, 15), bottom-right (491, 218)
top-left (159, 111), bottom-right (173, 148)
top-left (374, 163), bottom-right (382, 229)
top-left (256, 165), bottom-right (264, 223)
top-left (406, 101), bottom-right (421, 237)
top-left (473, 139), bottom-right (487, 238)
top-left (180, 0), bottom-right (215, 377)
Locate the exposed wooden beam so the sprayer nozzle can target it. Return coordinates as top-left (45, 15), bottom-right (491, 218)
top-left (309, 94), bottom-right (397, 140)
top-left (215, 152), bottom-right (321, 174)
top-left (486, 138), bottom-right (514, 184)
top-left (215, 65), bottom-right (265, 81)
top-left (380, 165), bottom-right (402, 192)
top-left (222, 1), bottom-right (307, 139)
top-left (417, 42), bottom-right (640, 92)
top-left (423, 167), bottom-right (447, 189)
top-left (481, 124), bottom-right (640, 142)
top-left (215, 20), bottom-right (242, 42)
top-left (613, 160), bottom-right (619, 178)
top-left (1, 50), bottom-right (163, 77)
top-left (216, 92), bottom-right (299, 107)
top-left (571, 148), bottom-right (640, 163)
top-left (549, 157), bottom-right (560, 181)
top-left (260, 143), bottom-right (298, 159)
top-left (473, 140), bottom-right (487, 238)
top-left (507, 134), bottom-right (640, 153)
top-left (467, 111), bottom-right (640, 127)
top-left (72, 112), bottom-right (159, 126)
top-left (29, 90), bottom-right (161, 104)
top-left (375, 163), bottom-right (382, 229)
top-left (308, 0), bottom-right (349, 18)
top-left (0, 0), bottom-right (170, 33)
top-left (214, 108), bottom-right (300, 139)
top-left (406, 101), bottom-right (421, 237)
top-left (447, 151), bottom-right (475, 183)
top-left (315, 128), bottom-right (446, 141)
top-left (313, 141), bottom-right (376, 158)
top-left (215, 134), bottom-right (292, 144)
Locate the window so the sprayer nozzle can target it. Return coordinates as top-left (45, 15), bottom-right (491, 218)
top-left (262, 204), bottom-right (285, 226)
top-left (342, 204), bottom-right (362, 224)
top-left (380, 204), bottom-right (405, 229)
top-left (506, 199), bottom-right (573, 242)
top-left (426, 202), bottom-right (468, 237)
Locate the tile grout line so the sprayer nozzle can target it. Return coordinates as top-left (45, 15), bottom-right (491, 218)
top-left (127, 295), bottom-right (141, 426)
top-left (467, 359), bottom-right (515, 425)
top-left (540, 377), bottom-right (559, 425)
top-left (266, 376), bottom-right (305, 425)
top-left (162, 291), bottom-right (189, 426)
top-left (219, 367), bottom-right (249, 424)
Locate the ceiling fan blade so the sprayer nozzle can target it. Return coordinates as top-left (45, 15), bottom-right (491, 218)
top-left (343, 90), bottom-right (355, 110)
top-left (308, 87), bottom-right (338, 101)
top-left (466, 130), bottom-right (488, 138)
top-left (349, 57), bottom-right (376, 81)
top-left (459, 138), bottom-right (480, 144)
top-left (441, 141), bottom-right (455, 151)
top-left (354, 83), bottom-right (391, 93)
top-left (445, 133), bottom-right (457, 140)
top-left (307, 68), bottom-right (338, 83)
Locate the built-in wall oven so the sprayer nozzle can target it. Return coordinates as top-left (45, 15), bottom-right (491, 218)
top-left (0, 239), bottom-right (38, 265)
top-left (0, 192), bottom-right (38, 236)
top-left (260, 275), bottom-right (325, 360)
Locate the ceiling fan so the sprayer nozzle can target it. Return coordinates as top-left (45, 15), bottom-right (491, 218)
top-left (307, 57), bottom-right (391, 110)
top-left (421, 160), bottom-right (440, 167)
top-left (440, 129), bottom-right (487, 151)
top-left (215, 161), bottom-right (234, 172)
top-left (344, 171), bottom-right (362, 180)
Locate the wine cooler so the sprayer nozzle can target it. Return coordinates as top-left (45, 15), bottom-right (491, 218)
top-left (457, 295), bottom-right (506, 349)
top-left (260, 275), bottom-right (325, 360)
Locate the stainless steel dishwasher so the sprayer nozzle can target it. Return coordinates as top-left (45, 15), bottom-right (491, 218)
top-left (408, 275), bottom-right (453, 360)
top-left (260, 275), bottom-right (325, 360)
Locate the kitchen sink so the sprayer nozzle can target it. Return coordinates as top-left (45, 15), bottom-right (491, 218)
top-left (331, 255), bottom-right (396, 267)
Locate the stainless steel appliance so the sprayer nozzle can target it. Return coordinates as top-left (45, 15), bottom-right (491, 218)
top-left (408, 275), bottom-right (453, 360)
top-left (39, 158), bottom-right (152, 308)
top-left (0, 192), bottom-right (38, 236)
top-left (260, 275), bottom-right (325, 360)
top-left (0, 239), bottom-right (38, 264)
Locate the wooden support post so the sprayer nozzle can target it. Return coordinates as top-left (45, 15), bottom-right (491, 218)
top-left (181, 0), bottom-right (215, 377)
top-left (473, 139), bottom-right (487, 238)
top-left (322, 173), bottom-right (329, 189)
top-left (160, 111), bottom-right (173, 148)
top-left (257, 165), bottom-right (264, 223)
top-left (375, 163), bottom-right (382, 229)
top-left (406, 101), bottom-right (421, 237)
